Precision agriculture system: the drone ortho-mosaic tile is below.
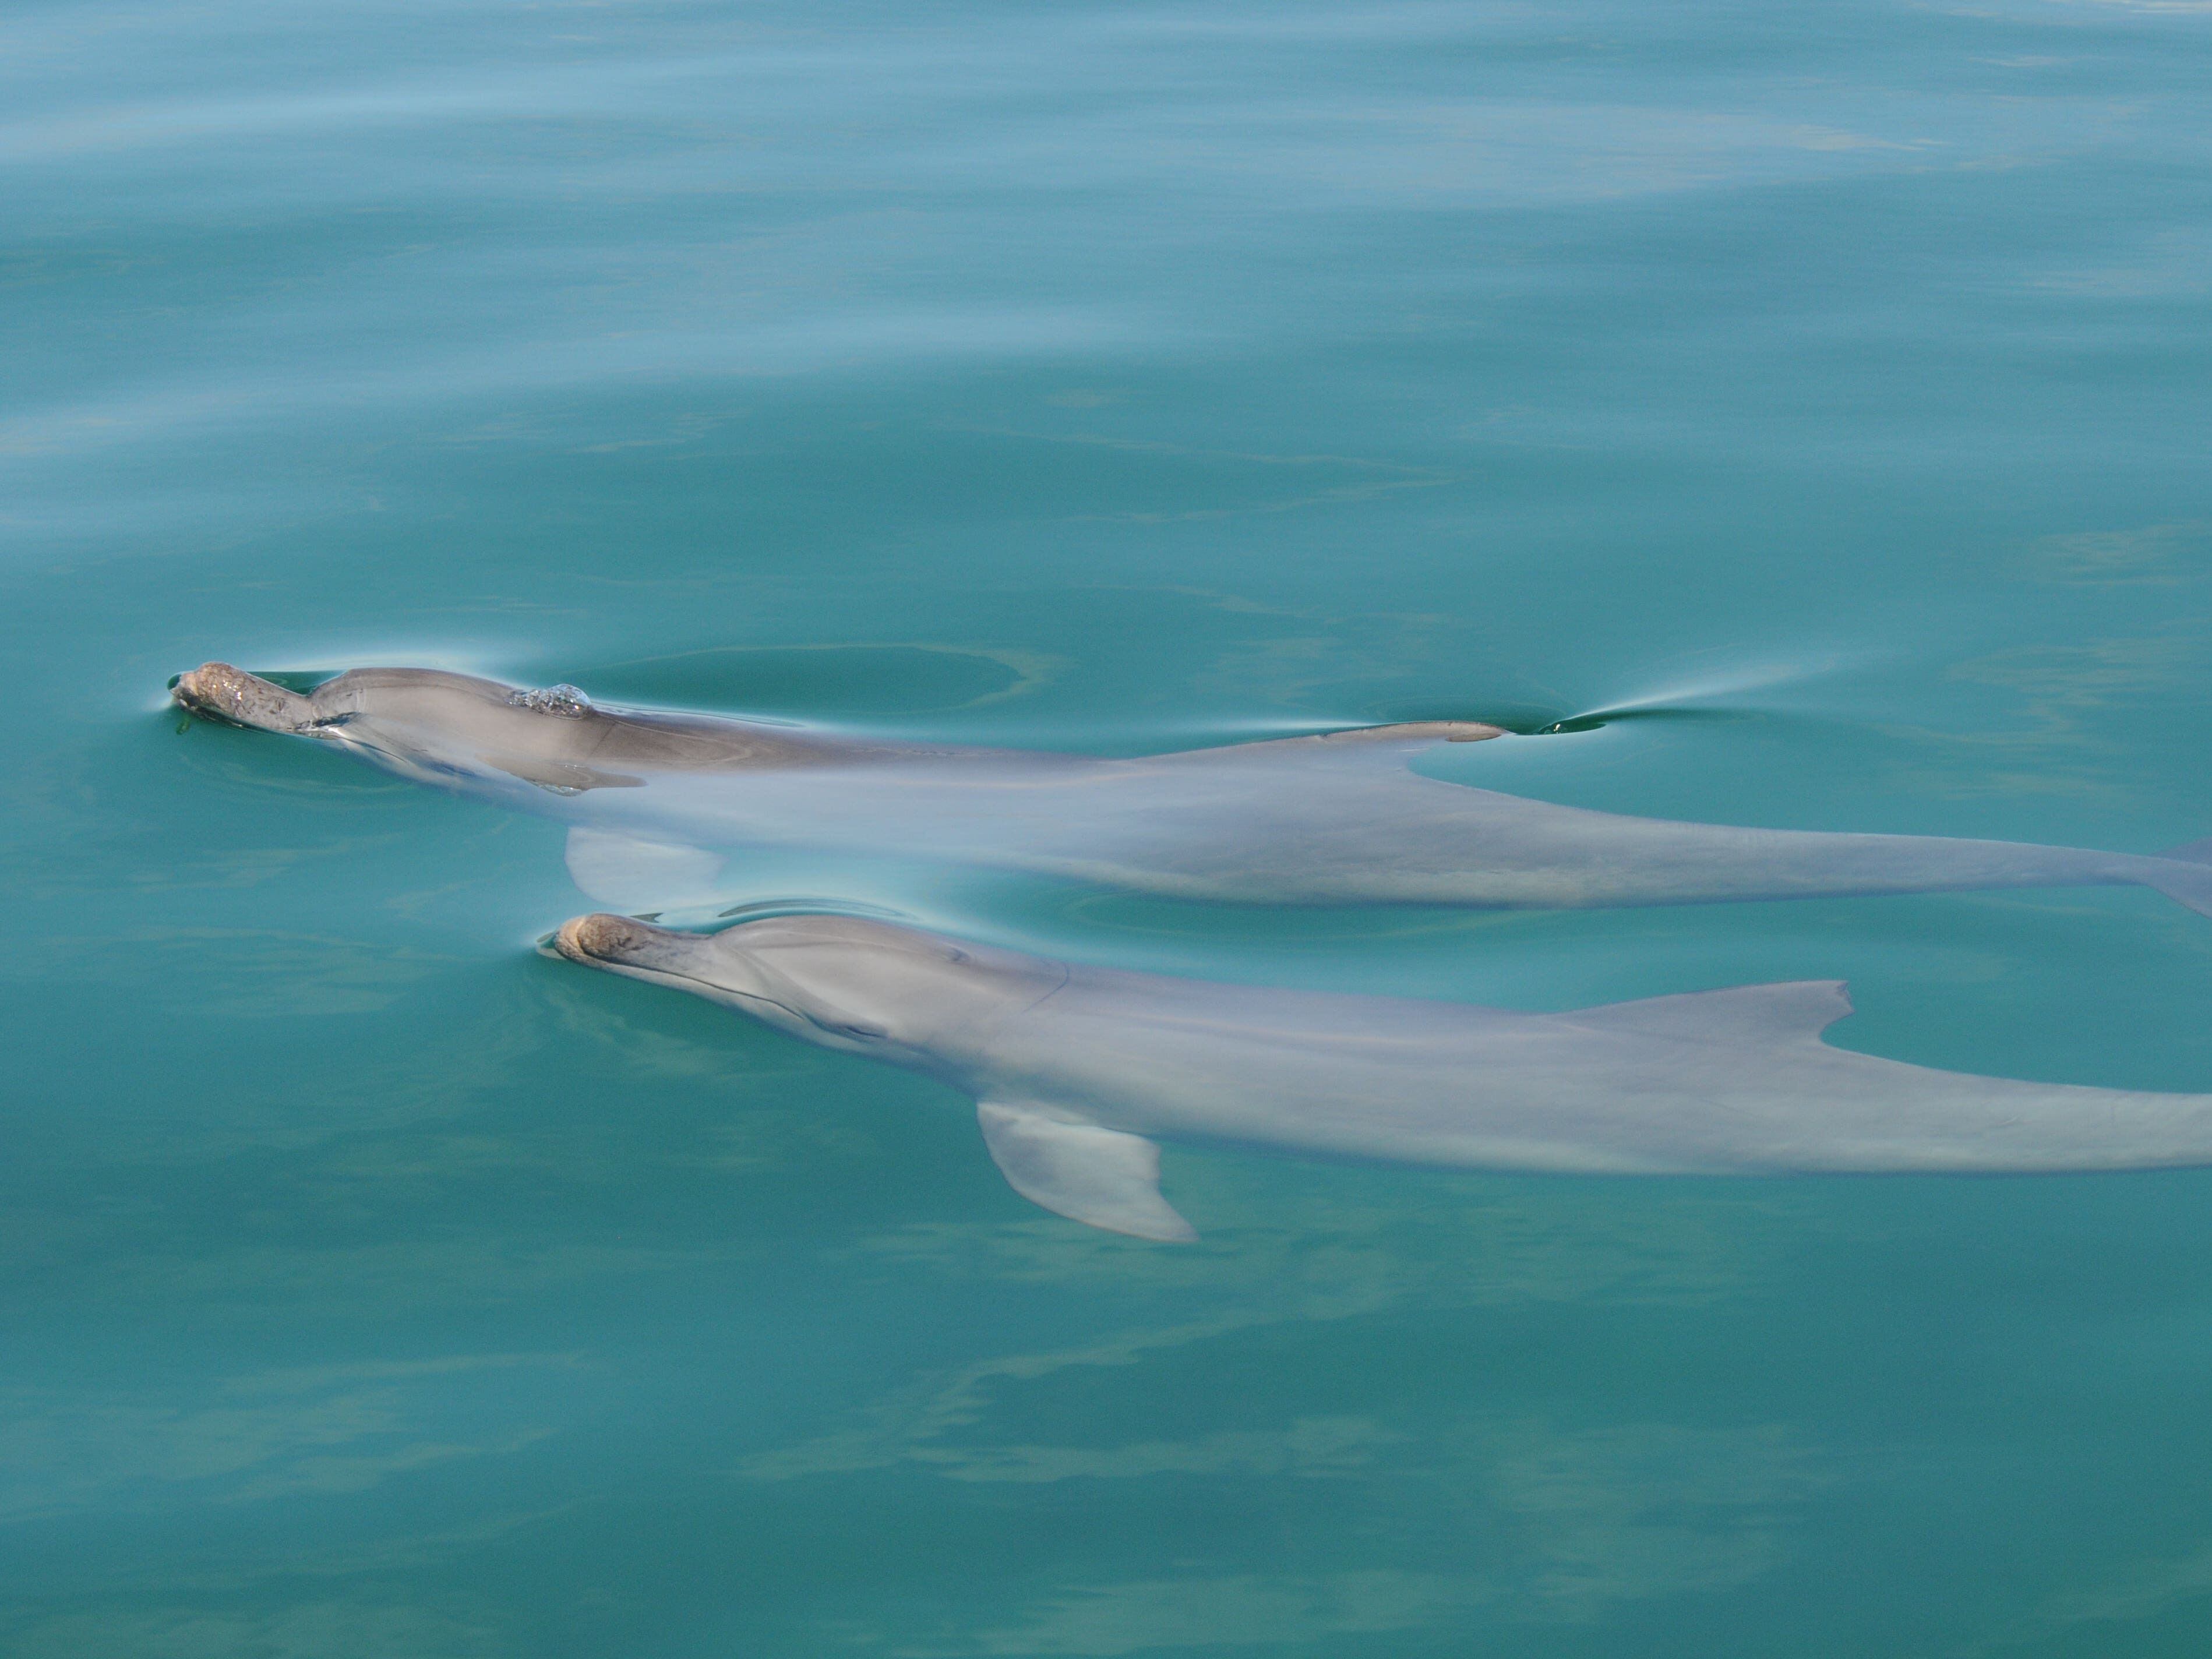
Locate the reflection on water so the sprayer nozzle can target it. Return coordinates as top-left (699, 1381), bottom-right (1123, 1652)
top-left (5, 0), bottom-right (2212, 1653)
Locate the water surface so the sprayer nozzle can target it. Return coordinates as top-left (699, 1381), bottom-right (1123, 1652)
top-left (5, 1), bottom-right (2212, 1654)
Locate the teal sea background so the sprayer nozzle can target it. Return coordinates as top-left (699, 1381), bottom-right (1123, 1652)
top-left (7, 0), bottom-right (2212, 1653)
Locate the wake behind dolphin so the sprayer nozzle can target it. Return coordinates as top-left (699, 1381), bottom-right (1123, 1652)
top-left (553, 911), bottom-right (2212, 1240)
top-left (172, 662), bottom-right (2212, 919)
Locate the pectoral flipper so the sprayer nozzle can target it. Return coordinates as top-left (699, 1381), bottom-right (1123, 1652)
top-left (976, 1101), bottom-right (1198, 1243)
top-left (565, 827), bottom-right (727, 910)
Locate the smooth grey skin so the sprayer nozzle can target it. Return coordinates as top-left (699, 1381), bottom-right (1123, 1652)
top-left (174, 662), bottom-right (2212, 917)
top-left (553, 910), bottom-right (2212, 1241)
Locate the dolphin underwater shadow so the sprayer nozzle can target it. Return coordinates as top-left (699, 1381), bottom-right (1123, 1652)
top-left (553, 910), bottom-right (2212, 1241)
top-left (173, 662), bottom-right (2212, 919)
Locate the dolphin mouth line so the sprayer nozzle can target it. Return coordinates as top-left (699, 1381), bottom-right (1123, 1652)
top-left (558, 930), bottom-right (827, 1032)
top-left (705, 982), bottom-right (821, 1029)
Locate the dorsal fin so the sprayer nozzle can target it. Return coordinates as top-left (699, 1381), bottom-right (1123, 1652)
top-left (1147, 721), bottom-right (1505, 770)
top-left (1572, 980), bottom-right (1853, 1045)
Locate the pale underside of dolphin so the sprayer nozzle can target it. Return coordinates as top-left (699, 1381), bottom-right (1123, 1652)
top-left (553, 911), bottom-right (2212, 1241)
top-left (172, 662), bottom-right (2212, 918)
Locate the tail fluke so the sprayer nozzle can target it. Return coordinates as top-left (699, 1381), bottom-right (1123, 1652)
top-left (2143, 846), bottom-right (2212, 917)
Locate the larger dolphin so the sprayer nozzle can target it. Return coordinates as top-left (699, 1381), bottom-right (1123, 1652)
top-left (172, 662), bottom-right (2212, 917)
top-left (553, 910), bottom-right (2212, 1241)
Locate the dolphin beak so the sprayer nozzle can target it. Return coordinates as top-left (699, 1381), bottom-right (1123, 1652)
top-left (553, 912), bottom-right (703, 973)
top-left (555, 912), bottom-right (650, 965)
top-left (552, 913), bottom-right (796, 1016)
top-left (171, 662), bottom-right (318, 734)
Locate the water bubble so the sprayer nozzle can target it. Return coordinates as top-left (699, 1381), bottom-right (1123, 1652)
top-left (508, 683), bottom-right (591, 717)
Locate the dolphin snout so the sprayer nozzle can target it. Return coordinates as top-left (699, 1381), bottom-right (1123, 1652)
top-left (171, 662), bottom-right (316, 733)
top-left (555, 912), bottom-right (676, 966)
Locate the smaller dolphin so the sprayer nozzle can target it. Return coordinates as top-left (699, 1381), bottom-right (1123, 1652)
top-left (553, 912), bottom-right (2212, 1241)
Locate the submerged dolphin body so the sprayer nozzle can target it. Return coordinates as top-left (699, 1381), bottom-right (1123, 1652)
top-left (172, 662), bottom-right (2212, 917)
top-left (553, 911), bottom-right (2212, 1240)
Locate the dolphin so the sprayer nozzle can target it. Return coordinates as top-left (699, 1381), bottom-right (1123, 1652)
top-left (171, 662), bottom-right (2212, 917)
top-left (551, 910), bottom-right (2212, 1240)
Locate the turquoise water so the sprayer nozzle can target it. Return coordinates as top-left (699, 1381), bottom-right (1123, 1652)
top-left (8, 0), bottom-right (2212, 1651)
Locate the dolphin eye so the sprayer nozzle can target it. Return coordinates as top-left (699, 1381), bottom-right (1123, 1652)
top-left (826, 1019), bottom-right (888, 1041)
top-left (944, 948), bottom-right (970, 963)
